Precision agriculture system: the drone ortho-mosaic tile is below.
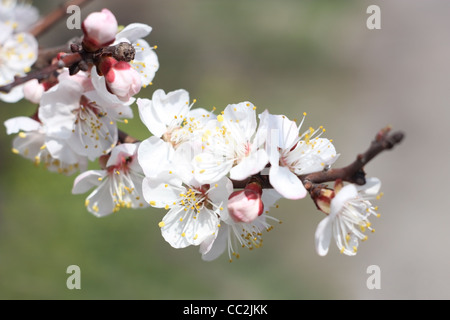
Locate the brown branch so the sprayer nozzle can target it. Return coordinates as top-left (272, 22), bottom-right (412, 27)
top-left (116, 126), bottom-right (404, 191)
top-left (301, 126), bottom-right (404, 189)
top-left (0, 53), bottom-right (82, 93)
top-left (30, 0), bottom-right (94, 38)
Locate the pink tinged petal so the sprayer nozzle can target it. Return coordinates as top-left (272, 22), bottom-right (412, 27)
top-left (90, 66), bottom-right (135, 107)
top-left (115, 23), bottom-right (152, 43)
top-left (72, 170), bottom-right (105, 194)
top-left (315, 216), bottom-right (333, 256)
top-left (105, 61), bottom-right (141, 102)
top-left (82, 9), bottom-right (118, 49)
top-left (269, 165), bottom-right (307, 200)
top-left (201, 225), bottom-right (229, 261)
top-left (106, 143), bottom-right (137, 167)
top-left (4, 116), bottom-right (40, 134)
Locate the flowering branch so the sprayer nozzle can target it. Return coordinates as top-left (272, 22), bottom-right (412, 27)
top-left (1, 3), bottom-right (405, 261)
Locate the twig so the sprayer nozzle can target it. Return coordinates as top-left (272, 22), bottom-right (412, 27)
top-left (30, 0), bottom-right (94, 38)
top-left (117, 126), bottom-right (405, 190)
top-left (0, 53), bottom-right (82, 93)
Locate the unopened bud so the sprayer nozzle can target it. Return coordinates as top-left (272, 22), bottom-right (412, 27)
top-left (99, 57), bottom-right (141, 102)
top-left (227, 182), bottom-right (264, 224)
top-left (82, 9), bottom-right (118, 52)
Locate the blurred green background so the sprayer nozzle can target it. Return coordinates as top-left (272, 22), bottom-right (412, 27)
top-left (1, 0), bottom-right (449, 299)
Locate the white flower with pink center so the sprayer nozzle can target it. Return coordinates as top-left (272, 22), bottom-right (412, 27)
top-left (193, 102), bottom-right (268, 184)
top-left (315, 178), bottom-right (382, 256)
top-left (72, 143), bottom-right (148, 217)
top-left (200, 188), bottom-right (281, 262)
top-left (38, 70), bottom-right (133, 161)
top-left (4, 116), bottom-right (87, 175)
top-left (260, 110), bottom-right (338, 200)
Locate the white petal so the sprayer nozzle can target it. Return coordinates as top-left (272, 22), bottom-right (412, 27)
top-left (4, 116), bottom-right (40, 134)
top-left (330, 184), bottom-right (358, 219)
top-left (229, 148), bottom-right (268, 181)
top-left (141, 177), bottom-right (181, 208)
top-left (201, 225), bottom-right (228, 261)
top-left (130, 39), bottom-right (159, 86)
top-left (138, 136), bottom-right (174, 178)
top-left (223, 101), bottom-right (257, 139)
top-left (269, 165), bottom-right (307, 200)
top-left (315, 216), bottom-right (333, 256)
top-left (115, 23), bottom-right (152, 43)
top-left (160, 206), bottom-right (219, 248)
top-left (72, 170), bottom-right (105, 194)
top-left (357, 177), bottom-right (381, 196)
top-left (84, 180), bottom-right (115, 217)
top-left (137, 97), bottom-right (166, 137)
top-left (193, 151), bottom-right (232, 184)
top-left (0, 85), bottom-right (25, 102)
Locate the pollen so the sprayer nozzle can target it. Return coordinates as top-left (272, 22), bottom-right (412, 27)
top-left (158, 221), bottom-right (165, 228)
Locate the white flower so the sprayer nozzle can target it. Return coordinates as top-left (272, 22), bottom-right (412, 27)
top-left (4, 116), bottom-right (87, 175)
top-left (137, 89), bottom-right (214, 180)
top-left (72, 143), bottom-right (148, 217)
top-left (144, 172), bottom-right (233, 249)
top-left (138, 88), bottom-right (212, 146)
top-left (115, 23), bottom-right (159, 88)
top-left (193, 102), bottom-right (268, 184)
top-left (0, 23), bottom-right (38, 102)
top-left (38, 70), bottom-right (132, 161)
top-left (0, 0), bottom-right (39, 32)
top-left (260, 110), bottom-right (338, 200)
top-left (315, 178), bottom-right (382, 257)
top-left (201, 189), bottom-right (282, 262)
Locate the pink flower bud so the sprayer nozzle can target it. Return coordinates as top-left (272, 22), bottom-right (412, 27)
top-left (99, 57), bottom-right (142, 101)
top-left (227, 183), bottom-right (264, 224)
top-left (82, 9), bottom-right (118, 52)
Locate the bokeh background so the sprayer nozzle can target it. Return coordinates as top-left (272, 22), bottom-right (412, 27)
top-left (0, 0), bottom-right (449, 299)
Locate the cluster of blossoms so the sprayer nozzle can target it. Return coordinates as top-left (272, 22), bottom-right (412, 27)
top-left (1, 4), bottom-right (385, 262)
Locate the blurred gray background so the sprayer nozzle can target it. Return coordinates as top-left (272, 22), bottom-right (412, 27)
top-left (0, 0), bottom-right (449, 299)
